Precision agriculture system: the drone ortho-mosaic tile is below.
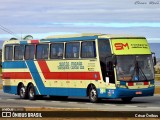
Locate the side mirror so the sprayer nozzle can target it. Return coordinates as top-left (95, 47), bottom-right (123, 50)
top-left (152, 52), bottom-right (157, 66)
top-left (153, 56), bottom-right (157, 66)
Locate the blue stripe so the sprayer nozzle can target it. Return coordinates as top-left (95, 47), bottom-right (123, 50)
top-left (3, 85), bottom-right (154, 99)
top-left (26, 61), bottom-right (87, 96)
top-left (3, 86), bottom-right (17, 94)
top-left (26, 61), bottom-right (45, 94)
top-left (120, 81), bottom-right (126, 85)
top-left (2, 61), bottom-right (27, 69)
top-left (3, 85), bottom-right (86, 97)
top-left (20, 41), bottom-right (28, 44)
top-left (19, 36), bottom-right (97, 44)
top-left (43, 36), bottom-right (97, 42)
top-left (98, 87), bottom-right (154, 98)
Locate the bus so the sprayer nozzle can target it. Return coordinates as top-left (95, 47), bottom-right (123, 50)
top-left (2, 33), bottom-right (156, 103)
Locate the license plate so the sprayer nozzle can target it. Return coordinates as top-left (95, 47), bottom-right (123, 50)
top-left (136, 91), bottom-right (142, 95)
top-left (136, 82), bottom-right (143, 85)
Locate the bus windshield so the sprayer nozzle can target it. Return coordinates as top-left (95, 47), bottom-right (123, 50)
top-left (116, 55), bottom-right (154, 81)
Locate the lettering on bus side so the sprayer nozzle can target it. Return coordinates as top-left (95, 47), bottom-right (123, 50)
top-left (114, 43), bottom-right (129, 50)
top-left (58, 62), bottom-right (84, 70)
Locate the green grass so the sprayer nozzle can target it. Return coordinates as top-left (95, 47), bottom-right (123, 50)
top-left (155, 74), bottom-right (160, 81)
top-left (0, 84), bottom-right (2, 89)
top-left (155, 86), bottom-right (160, 94)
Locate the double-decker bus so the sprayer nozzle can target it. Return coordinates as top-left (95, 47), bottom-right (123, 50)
top-left (2, 33), bottom-right (156, 103)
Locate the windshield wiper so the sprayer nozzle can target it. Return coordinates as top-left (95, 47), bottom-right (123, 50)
top-left (138, 64), bottom-right (148, 81)
top-left (135, 61), bottom-right (148, 81)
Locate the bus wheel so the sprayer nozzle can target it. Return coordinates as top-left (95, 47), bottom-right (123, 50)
top-left (19, 85), bottom-right (27, 99)
top-left (89, 86), bottom-right (98, 103)
top-left (28, 84), bottom-right (36, 100)
top-left (121, 97), bottom-right (133, 103)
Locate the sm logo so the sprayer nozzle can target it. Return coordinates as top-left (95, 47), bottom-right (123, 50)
top-left (114, 43), bottom-right (129, 50)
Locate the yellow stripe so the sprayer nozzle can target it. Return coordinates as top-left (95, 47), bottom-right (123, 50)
top-left (3, 69), bottom-right (29, 72)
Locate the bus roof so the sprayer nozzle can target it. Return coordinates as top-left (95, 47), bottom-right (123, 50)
top-left (46, 33), bottom-right (145, 39)
top-left (46, 33), bottom-right (103, 39)
top-left (3, 33), bottom-right (146, 45)
top-left (98, 34), bottom-right (145, 39)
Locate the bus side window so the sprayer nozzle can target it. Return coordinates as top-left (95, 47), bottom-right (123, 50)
top-left (36, 44), bottom-right (49, 59)
top-left (25, 45), bottom-right (35, 60)
top-left (5, 45), bottom-right (13, 60)
top-left (81, 41), bottom-right (96, 58)
top-left (65, 42), bottom-right (80, 58)
top-left (51, 43), bottom-right (64, 59)
top-left (14, 45), bottom-right (24, 60)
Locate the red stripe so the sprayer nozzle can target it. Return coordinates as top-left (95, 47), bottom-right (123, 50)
top-left (31, 40), bottom-right (39, 44)
top-left (144, 82), bottom-right (149, 85)
top-left (38, 60), bottom-right (101, 80)
top-left (2, 72), bottom-right (32, 79)
top-left (128, 82), bottom-right (134, 86)
top-left (38, 60), bottom-right (50, 72)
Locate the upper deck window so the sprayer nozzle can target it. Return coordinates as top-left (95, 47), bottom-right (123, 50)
top-left (65, 42), bottom-right (80, 58)
top-left (25, 45), bottom-right (35, 60)
top-left (5, 45), bottom-right (13, 60)
top-left (14, 45), bottom-right (24, 60)
top-left (51, 43), bottom-right (64, 59)
top-left (81, 41), bottom-right (96, 58)
top-left (36, 44), bottom-right (49, 59)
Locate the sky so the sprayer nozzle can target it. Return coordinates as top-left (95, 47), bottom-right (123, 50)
top-left (0, 0), bottom-right (160, 43)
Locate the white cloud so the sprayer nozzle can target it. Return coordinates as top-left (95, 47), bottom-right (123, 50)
top-left (0, 0), bottom-right (160, 43)
top-left (40, 22), bottom-right (160, 28)
top-left (0, 32), bottom-right (77, 40)
top-left (147, 38), bottom-right (160, 43)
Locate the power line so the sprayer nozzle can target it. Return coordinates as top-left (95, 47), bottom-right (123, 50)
top-left (0, 25), bottom-right (21, 39)
top-left (0, 25), bottom-right (20, 38)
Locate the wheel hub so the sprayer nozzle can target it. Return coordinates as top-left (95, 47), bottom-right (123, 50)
top-left (20, 87), bottom-right (25, 97)
top-left (29, 88), bottom-right (34, 98)
top-left (90, 89), bottom-right (97, 100)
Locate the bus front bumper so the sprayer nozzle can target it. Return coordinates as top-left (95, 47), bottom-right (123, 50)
top-left (98, 86), bottom-right (155, 99)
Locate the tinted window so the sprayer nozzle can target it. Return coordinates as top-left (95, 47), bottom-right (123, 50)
top-left (25, 45), bottom-right (35, 60)
top-left (65, 42), bottom-right (80, 58)
top-left (98, 39), bottom-right (111, 58)
top-left (5, 46), bottom-right (13, 60)
top-left (14, 45), bottom-right (24, 60)
top-left (51, 43), bottom-right (64, 59)
top-left (81, 41), bottom-right (96, 58)
top-left (36, 44), bottom-right (49, 59)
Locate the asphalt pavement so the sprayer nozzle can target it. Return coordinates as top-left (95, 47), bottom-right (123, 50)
top-left (0, 90), bottom-right (160, 111)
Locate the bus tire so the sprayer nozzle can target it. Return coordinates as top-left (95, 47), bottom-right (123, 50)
top-left (19, 85), bottom-right (27, 99)
top-left (121, 97), bottom-right (133, 103)
top-left (89, 86), bottom-right (98, 103)
top-left (28, 84), bottom-right (36, 100)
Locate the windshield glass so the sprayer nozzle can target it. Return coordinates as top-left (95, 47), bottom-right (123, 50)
top-left (116, 55), bottom-right (154, 81)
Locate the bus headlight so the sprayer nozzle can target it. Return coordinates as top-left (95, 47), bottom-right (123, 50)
top-left (117, 84), bottom-right (127, 88)
top-left (149, 84), bottom-right (155, 87)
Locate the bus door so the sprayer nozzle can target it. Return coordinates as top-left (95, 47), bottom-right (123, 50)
top-left (98, 39), bottom-right (115, 84)
top-left (106, 59), bottom-right (115, 84)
